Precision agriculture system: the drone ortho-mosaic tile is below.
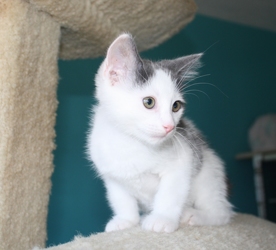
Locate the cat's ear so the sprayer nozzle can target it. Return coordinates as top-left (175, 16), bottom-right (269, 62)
top-left (162, 53), bottom-right (203, 84)
top-left (104, 33), bottom-right (140, 85)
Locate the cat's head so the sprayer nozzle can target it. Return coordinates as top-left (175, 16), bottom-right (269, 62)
top-left (95, 33), bottom-right (202, 146)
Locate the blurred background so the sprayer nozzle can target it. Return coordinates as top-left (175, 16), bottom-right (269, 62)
top-left (47, 1), bottom-right (276, 246)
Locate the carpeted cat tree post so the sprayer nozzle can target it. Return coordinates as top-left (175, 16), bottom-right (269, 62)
top-left (0, 0), bottom-right (196, 249)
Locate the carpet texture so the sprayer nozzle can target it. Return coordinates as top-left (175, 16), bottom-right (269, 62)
top-left (0, 0), bottom-right (59, 249)
top-left (0, 0), bottom-right (196, 249)
top-left (30, 0), bottom-right (197, 59)
top-left (39, 214), bottom-right (276, 250)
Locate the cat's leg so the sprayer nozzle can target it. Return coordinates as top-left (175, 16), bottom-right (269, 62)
top-left (142, 158), bottom-right (192, 233)
top-left (104, 178), bottom-right (140, 232)
top-left (181, 149), bottom-right (234, 226)
top-left (182, 206), bottom-right (233, 226)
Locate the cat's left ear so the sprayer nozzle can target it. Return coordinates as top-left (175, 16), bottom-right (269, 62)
top-left (104, 33), bottom-right (141, 85)
top-left (162, 53), bottom-right (203, 84)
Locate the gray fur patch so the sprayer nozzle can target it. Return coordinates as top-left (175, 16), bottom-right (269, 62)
top-left (176, 119), bottom-right (207, 174)
top-left (134, 54), bottom-right (201, 87)
top-left (156, 54), bottom-right (202, 87)
top-left (156, 60), bottom-right (181, 84)
top-left (135, 59), bottom-right (155, 85)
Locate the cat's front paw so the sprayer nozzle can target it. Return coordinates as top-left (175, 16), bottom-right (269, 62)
top-left (141, 214), bottom-right (178, 233)
top-left (105, 216), bottom-right (138, 232)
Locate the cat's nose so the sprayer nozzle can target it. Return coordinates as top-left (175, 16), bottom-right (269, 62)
top-left (163, 124), bottom-right (174, 133)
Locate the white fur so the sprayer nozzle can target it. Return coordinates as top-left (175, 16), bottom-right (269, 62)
top-left (87, 34), bottom-right (234, 233)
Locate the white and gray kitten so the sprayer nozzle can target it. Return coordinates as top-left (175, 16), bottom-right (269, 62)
top-left (87, 33), bottom-right (234, 233)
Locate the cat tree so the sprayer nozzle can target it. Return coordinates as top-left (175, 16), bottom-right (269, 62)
top-left (0, 0), bottom-right (197, 249)
top-left (2, 1), bottom-right (276, 250)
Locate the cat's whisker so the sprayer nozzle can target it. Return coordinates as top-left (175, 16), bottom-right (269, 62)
top-left (181, 74), bottom-right (211, 89)
top-left (180, 82), bottom-right (213, 92)
top-left (176, 131), bottom-right (200, 161)
top-left (184, 89), bottom-right (211, 101)
top-left (175, 131), bottom-right (202, 164)
top-left (177, 61), bottom-right (194, 75)
top-left (175, 78), bottom-right (183, 91)
top-left (203, 41), bottom-right (220, 54)
top-left (176, 127), bottom-right (206, 144)
top-left (176, 127), bottom-right (197, 137)
top-left (183, 92), bottom-right (201, 102)
top-left (179, 58), bottom-right (200, 79)
top-left (182, 82), bottom-right (214, 90)
top-left (178, 57), bottom-right (201, 84)
top-left (182, 82), bottom-right (228, 98)
top-left (179, 72), bottom-right (198, 87)
top-left (173, 134), bottom-right (187, 161)
top-left (172, 136), bottom-right (181, 161)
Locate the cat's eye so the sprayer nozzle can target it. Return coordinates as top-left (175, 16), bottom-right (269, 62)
top-left (172, 101), bottom-right (182, 112)
top-left (143, 97), bottom-right (155, 109)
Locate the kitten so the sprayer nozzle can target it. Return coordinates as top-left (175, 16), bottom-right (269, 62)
top-left (87, 33), bottom-right (234, 233)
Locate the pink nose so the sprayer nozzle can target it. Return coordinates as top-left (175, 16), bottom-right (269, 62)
top-left (163, 124), bottom-right (174, 133)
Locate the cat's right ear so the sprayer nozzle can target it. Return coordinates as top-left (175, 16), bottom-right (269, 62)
top-left (104, 33), bottom-right (139, 85)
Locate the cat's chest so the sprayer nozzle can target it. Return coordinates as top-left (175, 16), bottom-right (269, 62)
top-left (89, 120), bottom-right (172, 178)
top-left (95, 134), bottom-right (159, 176)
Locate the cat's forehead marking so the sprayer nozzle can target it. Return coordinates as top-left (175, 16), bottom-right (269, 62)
top-left (156, 60), bottom-right (181, 86)
top-left (135, 59), bottom-right (155, 85)
top-left (135, 58), bottom-right (184, 89)
top-left (147, 69), bottom-right (182, 100)
top-left (135, 59), bottom-right (179, 89)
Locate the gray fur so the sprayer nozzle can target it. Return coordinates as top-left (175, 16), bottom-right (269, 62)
top-left (157, 54), bottom-right (202, 86)
top-left (124, 35), bottom-right (155, 85)
top-left (113, 34), bottom-right (202, 88)
top-left (134, 54), bottom-right (202, 88)
top-left (135, 59), bottom-right (155, 85)
top-left (176, 119), bottom-right (207, 174)
top-left (129, 34), bottom-right (201, 87)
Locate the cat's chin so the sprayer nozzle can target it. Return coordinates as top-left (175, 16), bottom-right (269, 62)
top-left (144, 134), bottom-right (173, 146)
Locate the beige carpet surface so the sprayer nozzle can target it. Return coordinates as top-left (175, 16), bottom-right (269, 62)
top-left (29, 0), bottom-right (197, 59)
top-left (41, 214), bottom-right (276, 250)
top-left (0, 0), bottom-right (59, 249)
top-left (0, 0), bottom-right (197, 249)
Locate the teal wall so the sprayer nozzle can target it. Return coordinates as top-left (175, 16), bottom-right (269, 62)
top-left (47, 15), bottom-right (276, 246)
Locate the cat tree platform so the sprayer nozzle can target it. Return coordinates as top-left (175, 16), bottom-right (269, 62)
top-left (39, 214), bottom-right (276, 250)
top-left (0, 0), bottom-right (196, 249)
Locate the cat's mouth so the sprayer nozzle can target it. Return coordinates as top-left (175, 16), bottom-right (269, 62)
top-left (138, 127), bottom-right (175, 144)
top-left (151, 130), bottom-right (174, 140)
top-left (152, 134), bottom-right (166, 139)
